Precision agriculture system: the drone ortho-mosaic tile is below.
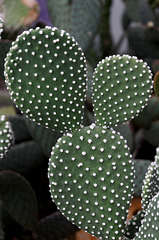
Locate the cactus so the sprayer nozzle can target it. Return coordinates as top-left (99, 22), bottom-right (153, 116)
top-left (114, 122), bottom-right (134, 153)
top-left (48, 0), bottom-right (103, 52)
top-left (36, 211), bottom-right (79, 240)
top-left (25, 118), bottom-right (62, 158)
top-left (144, 121), bottom-right (159, 146)
top-left (0, 141), bottom-right (46, 174)
top-left (0, 115), bottom-right (13, 159)
top-left (125, 210), bottom-right (145, 239)
top-left (49, 124), bottom-right (134, 239)
top-left (0, 0), bottom-right (39, 32)
top-left (132, 159), bottom-right (151, 197)
top-left (92, 55), bottom-right (152, 128)
top-left (0, 170), bottom-right (38, 231)
top-left (4, 26), bottom-right (87, 133)
top-left (134, 192), bottom-right (159, 239)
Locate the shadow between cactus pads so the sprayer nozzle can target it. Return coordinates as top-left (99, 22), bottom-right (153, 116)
top-left (48, 124), bottom-right (134, 240)
top-left (92, 55), bottom-right (153, 128)
top-left (4, 26), bottom-right (87, 133)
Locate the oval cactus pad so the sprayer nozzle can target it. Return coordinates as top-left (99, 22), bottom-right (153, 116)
top-left (92, 55), bottom-right (153, 128)
top-left (0, 115), bottom-right (13, 158)
top-left (49, 124), bottom-right (134, 239)
top-left (5, 27), bottom-right (87, 133)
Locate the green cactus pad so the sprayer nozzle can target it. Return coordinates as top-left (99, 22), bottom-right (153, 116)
top-left (92, 55), bottom-right (152, 128)
top-left (133, 159), bottom-right (151, 197)
top-left (36, 212), bottom-right (79, 240)
top-left (125, 210), bottom-right (145, 239)
top-left (0, 141), bottom-right (46, 174)
top-left (48, 0), bottom-right (102, 52)
top-left (0, 170), bottom-right (38, 231)
top-left (49, 124), bottom-right (134, 240)
top-left (0, 0), bottom-right (39, 31)
top-left (4, 26), bottom-right (87, 133)
top-left (25, 118), bottom-right (62, 158)
top-left (114, 122), bottom-right (134, 153)
top-left (144, 121), bottom-right (159, 146)
top-left (134, 192), bottom-right (159, 240)
top-left (0, 115), bottom-right (13, 159)
top-left (128, 24), bottom-right (159, 59)
top-left (141, 161), bottom-right (159, 210)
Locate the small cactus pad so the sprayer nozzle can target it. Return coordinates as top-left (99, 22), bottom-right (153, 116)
top-left (0, 115), bottom-right (13, 158)
top-left (0, 141), bottom-right (46, 174)
top-left (0, 18), bottom-right (3, 39)
top-left (0, 170), bottom-right (38, 231)
top-left (4, 26), bottom-right (87, 133)
top-left (125, 210), bottom-right (145, 239)
top-left (49, 124), bottom-right (134, 239)
top-left (92, 55), bottom-right (152, 128)
top-left (36, 212), bottom-right (79, 240)
top-left (141, 161), bottom-right (159, 210)
top-left (134, 192), bottom-right (159, 240)
top-left (154, 71), bottom-right (159, 97)
top-left (0, 0), bottom-right (39, 31)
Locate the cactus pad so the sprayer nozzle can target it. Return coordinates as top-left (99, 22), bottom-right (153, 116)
top-left (36, 212), bottom-right (79, 240)
top-left (134, 192), bottom-right (159, 240)
top-left (154, 71), bottom-right (159, 97)
top-left (5, 26), bottom-right (87, 133)
top-left (49, 124), bottom-right (134, 239)
top-left (0, 141), bottom-right (46, 174)
top-left (0, 0), bottom-right (39, 31)
top-left (141, 161), bottom-right (159, 210)
top-left (133, 159), bottom-right (151, 197)
top-left (125, 210), bottom-right (145, 239)
top-left (0, 115), bottom-right (13, 159)
top-left (0, 170), bottom-right (38, 231)
top-left (25, 118), bottom-right (62, 158)
top-left (48, 0), bottom-right (102, 52)
top-left (92, 55), bottom-right (152, 128)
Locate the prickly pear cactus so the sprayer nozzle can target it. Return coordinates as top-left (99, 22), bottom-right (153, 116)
top-left (141, 161), bottom-right (159, 210)
top-left (92, 55), bottom-right (152, 128)
top-left (49, 124), bottom-right (134, 240)
top-left (134, 192), bottom-right (159, 239)
top-left (0, 18), bottom-right (3, 39)
top-left (0, 0), bottom-right (39, 31)
top-left (125, 210), bottom-right (145, 239)
top-left (48, 0), bottom-right (102, 51)
top-left (36, 212), bottom-right (79, 240)
top-left (4, 26), bottom-right (87, 133)
top-left (0, 115), bottom-right (13, 159)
